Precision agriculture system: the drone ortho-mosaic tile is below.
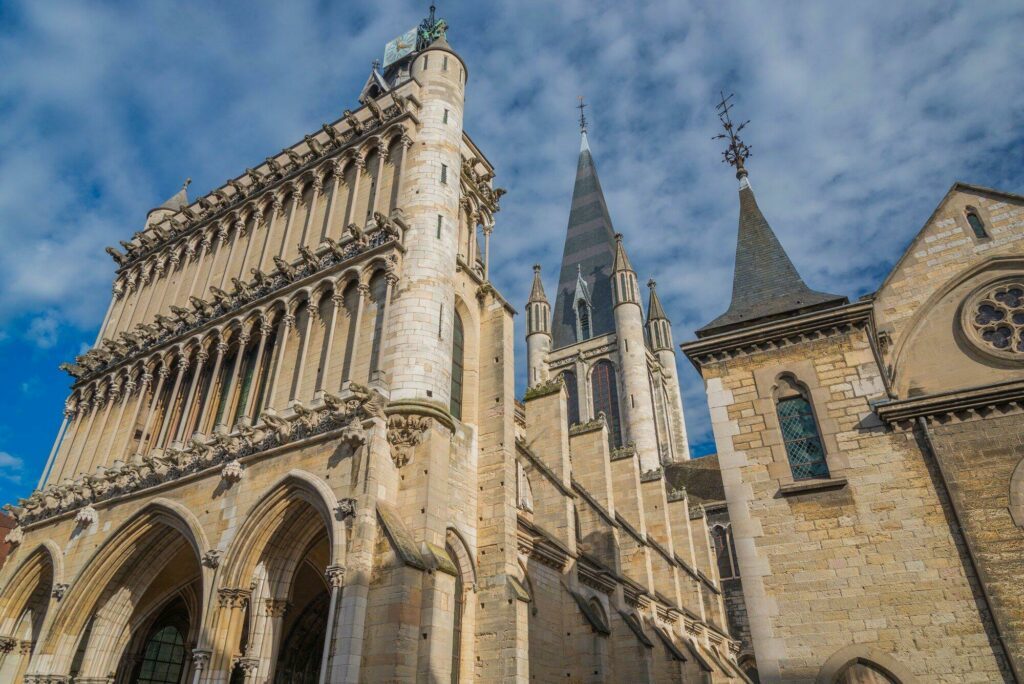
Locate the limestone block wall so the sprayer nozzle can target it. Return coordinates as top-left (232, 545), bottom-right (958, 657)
top-left (700, 324), bottom-right (1012, 682)
top-left (926, 414), bottom-right (1024, 677)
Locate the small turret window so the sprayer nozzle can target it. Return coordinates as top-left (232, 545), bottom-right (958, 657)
top-left (450, 311), bottom-right (465, 420)
top-left (966, 208), bottom-right (987, 239)
top-left (441, 163), bottom-right (448, 184)
top-left (576, 301), bottom-right (591, 341)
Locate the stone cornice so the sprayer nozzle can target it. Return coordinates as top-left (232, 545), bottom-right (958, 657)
top-left (111, 92), bottom-right (419, 273)
top-left (681, 301), bottom-right (873, 368)
top-left (875, 379), bottom-right (1024, 425)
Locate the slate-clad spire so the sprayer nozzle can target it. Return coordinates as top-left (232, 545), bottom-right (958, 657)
top-left (551, 130), bottom-right (619, 348)
top-left (696, 175), bottom-right (846, 337)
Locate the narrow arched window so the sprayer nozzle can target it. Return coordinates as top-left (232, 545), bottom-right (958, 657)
top-left (775, 376), bottom-right (829, 480)
top-left (576, 301), bottom-right (591, 341)
top-left (368, 272), bottom-right (389, 375)
top-left (711, 524), bottom-right (740, 580)
top-left (450, 311), bottom-right (465, 420)
top-left (447, 543), bottom-right (464, 683)
top-left (966, 208), bottom-right (987, 239)
top-left (591, 360), bottom-right (622, 448)
top-left (561, 371), bottom-right (580, 427)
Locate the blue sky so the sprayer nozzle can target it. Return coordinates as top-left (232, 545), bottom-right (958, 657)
top-left (0, 0), bottom-right (1022, 504)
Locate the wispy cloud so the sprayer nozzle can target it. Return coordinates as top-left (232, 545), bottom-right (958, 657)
top-left (0, 452), bottom-right (24, 485)
top-left (26, 312), bottom-right (59, 349)
top-left (0, 0), bottom-right (1021, 475)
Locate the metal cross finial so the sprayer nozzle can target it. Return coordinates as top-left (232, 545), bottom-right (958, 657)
top-left (577, 96), bottom-right (588, 133)
top-left (713, 91), bottom-right (752, 178)
top-left (371, 59), bottom-right (381, 71)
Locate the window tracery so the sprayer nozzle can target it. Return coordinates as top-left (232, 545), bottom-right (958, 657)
top-left (963, 279), bottom-right (1024, 359)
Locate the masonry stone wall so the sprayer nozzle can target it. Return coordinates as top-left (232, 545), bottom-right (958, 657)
top-left (702, 324), bottom-right (1011, 682)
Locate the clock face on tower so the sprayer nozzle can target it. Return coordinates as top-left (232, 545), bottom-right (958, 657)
top-left (383, 27), bottom-right (417, 68)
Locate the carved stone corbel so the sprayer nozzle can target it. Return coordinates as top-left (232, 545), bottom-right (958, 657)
top-left (386, 414), bottom-right (430, 468)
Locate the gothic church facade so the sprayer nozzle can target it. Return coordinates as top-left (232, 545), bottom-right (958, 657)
top-left (0, 14), bottom-right (747, 684)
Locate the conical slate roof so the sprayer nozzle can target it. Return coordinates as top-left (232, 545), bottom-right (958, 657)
top-left (528, 264), bottom-right (548, 304)
top-left (697, 177), bottom-right (846, 337)
top-left (551, 132), bottom-right (619, 348)
top-left (157, 180), bottom-right (190, 212)
top-left (646, 280), bottom-right (668, 322)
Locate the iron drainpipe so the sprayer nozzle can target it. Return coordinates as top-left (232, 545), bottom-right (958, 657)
top-left (915, 416), bottom-right (1021, 683)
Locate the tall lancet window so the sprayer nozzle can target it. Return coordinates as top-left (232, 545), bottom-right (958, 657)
top-left (591, 360), bottom-right (622, 448)
top-left (561, 371), bottom-right (580, 427)
top-left (450, 311), bottom-right (465, 420)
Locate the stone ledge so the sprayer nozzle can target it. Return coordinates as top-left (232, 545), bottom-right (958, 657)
top-left (777, 476), bottom-right (848, 497)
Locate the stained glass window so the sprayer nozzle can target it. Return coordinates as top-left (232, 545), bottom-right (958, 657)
top-left (591, 360), bottom-right (622, 448)
top-left (777, 395), bottom-right (829, 480)
top-left (450, 312), bottom-right (465, 420)
top-left (968, 282), bottom-right (1024, 355)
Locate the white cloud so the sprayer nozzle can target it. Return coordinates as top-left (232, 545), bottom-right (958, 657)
top-left (0, 0), bottom-right (1021, 455)
top-left (26, 312), bottom-right (59, 349)
top-left (0, 452), bottom-right (24, 485)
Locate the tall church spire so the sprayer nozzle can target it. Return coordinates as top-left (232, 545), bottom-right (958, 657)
top-left (551, 112), bottom-right (619, 348)
top-left (697, 95), bottom-right (846, 337)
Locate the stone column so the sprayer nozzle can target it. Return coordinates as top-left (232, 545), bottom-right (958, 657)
top-left (202, 223), bottom-right (229, 296)
top-left (319, 565), bottom-right (346, 683)
top-left (156, 358), bottom-right (189, 447)
top-left (482, 222), bottom-right (492, 280)
top-left (278, 182), bottom-right (303, 259)
top-left (67, 390), bottom-right (102, 478)
top-left (370, 145), bottom-right (389, 217)
top-left (188, 234), bottom-right (213, 300)
top-left (264, 309), bottom-right (295, 411)
top-left (174, 349), bottom-right (208, 445)
top-left (242, 318), bottom-right (273, 424)
top-left (342, 156), bottom-right (365, 228)
top-left (197, 342), bottom-right (228, 435)
top-left (258, 195), bottom-right (284, 273)
top-left (84, 378), bottom-right (123, 474)
top-left (391, 134), bottom-right (413, 208)
top-left (134, 365), bottom-right (170, 459)
top-left (289, 302), bottom-right (316, 404)
top-left (299, 172), bottom-right (323, 250)
top-left (341, 284), bottom-right (368, 388)
top-left (321, 159), bottom-right (347, 243)
top-left (217, 331), bottom-right (250, 430)
top-left (116, 373), bottom-right (152, 459)
top-left (190, 649), bottom-right (211, 684)
top-left (315, 291), bottom-right (343, 399)
top-left (218, 215), bottom-right (246, 290)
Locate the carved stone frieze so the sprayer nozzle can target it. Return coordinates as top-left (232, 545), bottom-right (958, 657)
top-left (7, 386), bottom-right (391, 527)
top-left (217, 588), bottom-right (251, 609)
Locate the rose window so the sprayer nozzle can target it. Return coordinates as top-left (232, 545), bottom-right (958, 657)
top-left (964, 280), bottom-right (1024, 358)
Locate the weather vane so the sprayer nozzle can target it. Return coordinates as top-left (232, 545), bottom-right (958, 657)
top-left (577, 96), bottom-right (588, 133)
top-left (713, 91), bottom-right (752, 178)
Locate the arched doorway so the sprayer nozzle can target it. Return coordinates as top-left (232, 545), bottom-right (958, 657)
top-left (124, 597), bottom-right (191, 683)
top-left (0, 544), bottom-right (57, 683)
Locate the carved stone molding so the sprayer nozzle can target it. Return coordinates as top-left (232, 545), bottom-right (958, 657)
top-left (264, 598), bottom-right (290, 618)
top-left (0, 636), bottom-right (16, 653)
top-left (5, 526), bottom-right (24, 546)
top-left (51, 584), bottom-right (69, 601)
top-left (191, 649), bottom-right (212, 671)
top-left (386, 414), bottom-right (431, 468)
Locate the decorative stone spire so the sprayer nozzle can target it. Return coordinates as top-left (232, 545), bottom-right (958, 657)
top-left (551, 124), bottom-right (619, 348)
top-left (528, 263), bottom-right (548, 305)
top-left (698, 96), bottom-right (846, 337)
top-left (611, 233), bottom-right (640, 307)
top-left (646, 280), bottom-right (672, 351)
